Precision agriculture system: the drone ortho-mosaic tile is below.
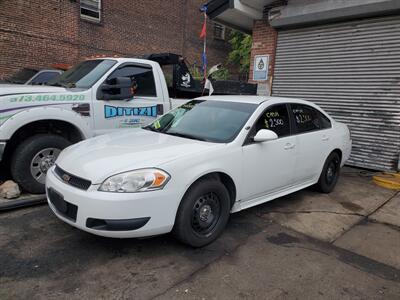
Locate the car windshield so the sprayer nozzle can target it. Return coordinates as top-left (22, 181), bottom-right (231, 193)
top-left (47, 59), bottom-right (117, 88)
top-left (144, 100), bottom-right (257, 143)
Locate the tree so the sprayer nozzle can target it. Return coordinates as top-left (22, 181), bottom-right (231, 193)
top-left (228, 30), bottom-right (252, 80)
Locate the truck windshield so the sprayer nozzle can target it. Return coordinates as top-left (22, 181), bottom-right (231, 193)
top-left (48, 59), bottom-right (117, 88)
top-left (144, 100), bottom-right (257, 143)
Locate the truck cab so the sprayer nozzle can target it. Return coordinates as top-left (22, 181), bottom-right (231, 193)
top-left (0, 57), bottom-right (186, 193)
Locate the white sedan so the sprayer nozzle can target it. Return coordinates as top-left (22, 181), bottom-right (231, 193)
top-left (46, 96), bottom-right (351, 247)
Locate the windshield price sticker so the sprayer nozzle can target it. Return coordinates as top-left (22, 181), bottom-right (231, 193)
top-left (292, 109), bottom-right (312, 124)
top-left (264, 111), bottom-right (284, 129)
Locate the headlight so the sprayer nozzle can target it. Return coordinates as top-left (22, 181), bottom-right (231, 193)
top-left (99, 168), bottom-right (170, 193)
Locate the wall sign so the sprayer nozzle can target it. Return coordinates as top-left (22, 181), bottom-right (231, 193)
top-left (253, 55), bottom-right (269, 81)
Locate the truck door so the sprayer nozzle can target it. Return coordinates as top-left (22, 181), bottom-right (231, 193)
top-left (93, 63), bottom-right (165, 135)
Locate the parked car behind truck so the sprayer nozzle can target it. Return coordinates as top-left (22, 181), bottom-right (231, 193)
top-left (0, 57), bottom-right (193, 193)
top-left (0, 68), bottom-right (63, 85)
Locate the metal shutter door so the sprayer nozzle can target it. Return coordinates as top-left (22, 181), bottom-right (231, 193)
top-left (272, 16), bottom-right (400, 171)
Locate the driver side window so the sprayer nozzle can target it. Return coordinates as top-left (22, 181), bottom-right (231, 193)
top-left (254, 104), bottom-right (290, 138)
top-left (107, 64), bottom-right (157, 97)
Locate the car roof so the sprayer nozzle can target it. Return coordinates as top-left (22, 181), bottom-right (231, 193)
top-left (195, 95), bottom-right (311, 105)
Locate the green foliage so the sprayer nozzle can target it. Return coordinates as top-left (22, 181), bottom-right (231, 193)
top-left (190, 65), bottom-right (231, 81)
top-left (190, 65), bottom-right (203, 81)
top-left (211, 67), bottom-right (230, 80)
top-left (228, 30), bottom-right (252, 78)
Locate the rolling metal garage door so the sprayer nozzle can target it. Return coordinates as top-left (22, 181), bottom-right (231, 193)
top-left (272, 16), bottom-right (400, 171)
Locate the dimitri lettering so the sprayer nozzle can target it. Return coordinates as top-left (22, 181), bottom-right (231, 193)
top-left (104, 105), bottom-right (158, 119)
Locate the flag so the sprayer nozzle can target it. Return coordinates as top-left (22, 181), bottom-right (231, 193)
top-left (199, 21), bottom-right (206, 38)
top-left (201, 51), bottom-right (207, 79)
top-left (199, 4), bottom-right (208, 12)
top-left (204, 79), bottom-right (214, 96)
top-left (199, 3), bottom-right (208, 80)
top-left (199, 4), bottom-right (207, 38)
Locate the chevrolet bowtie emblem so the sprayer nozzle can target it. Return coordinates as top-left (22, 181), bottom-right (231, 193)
top-left (62, 174), bottom-right (71, 182)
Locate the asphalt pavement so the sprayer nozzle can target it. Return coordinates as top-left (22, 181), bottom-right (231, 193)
top-left (1, 168), bottom-right (399, 299)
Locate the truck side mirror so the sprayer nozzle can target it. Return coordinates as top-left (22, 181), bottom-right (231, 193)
top-left (98, 77), bottom-right (134, 100)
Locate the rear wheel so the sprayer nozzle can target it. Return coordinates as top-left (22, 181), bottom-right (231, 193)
top-left (11, 134), bottom-right (71, 194)
top-left (173, 178), bottom-right (231, 247)
top-left (316, 152), bottom-right (341, 193)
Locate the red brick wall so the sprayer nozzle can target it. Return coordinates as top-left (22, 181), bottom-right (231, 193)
top-left (249, 19), bottom-right (278, 83)
top-left (0, 1), bottom-right (80, 78)
top-left (0, 0), bottom-right (232, 79)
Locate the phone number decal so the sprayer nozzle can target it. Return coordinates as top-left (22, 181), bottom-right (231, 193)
top-left (9, 94), bottom-right (86, 103)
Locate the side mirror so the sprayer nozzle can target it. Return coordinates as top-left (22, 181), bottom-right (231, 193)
top-left (253, 129), bottom-right (278, 143)
top-left (100, 77), bottom-right (133, 100)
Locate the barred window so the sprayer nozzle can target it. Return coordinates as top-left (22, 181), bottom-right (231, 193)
top-left (213, 23), bottom-right (225, 40)
top-left (80, 0), bottom-right (101, 22)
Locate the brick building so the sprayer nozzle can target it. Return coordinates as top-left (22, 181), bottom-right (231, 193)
top-left (207, 0), bottom-right (400, 172)
top-left (0, 0), bottom-right (231, 79)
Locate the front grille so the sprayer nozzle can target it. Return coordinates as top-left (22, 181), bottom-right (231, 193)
top-left (54, 165), bottom-right (91, 190)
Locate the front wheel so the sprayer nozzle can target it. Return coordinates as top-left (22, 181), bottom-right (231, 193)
top-left (173, 178), bottom-right (231, 247)
top-left (316, 152), bottom-right (341, 193)
top-left (11, 134), bottom-right (71, 194)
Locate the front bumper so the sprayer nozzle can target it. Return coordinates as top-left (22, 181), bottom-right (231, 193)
top-left (0, 142), bottom-right (6, 162)
top-left (46, 166), bottom-right (181, 238)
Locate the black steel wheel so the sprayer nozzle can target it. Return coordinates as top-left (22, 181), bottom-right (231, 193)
top-left (191, 192), bottom-right (221, 237)
top-left (173, 178), bottom-right (231, 247)
top-left (316, 152), bottom-right (341, 193)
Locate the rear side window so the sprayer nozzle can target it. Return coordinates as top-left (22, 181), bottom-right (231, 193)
top-left (107, 65), bottom-right (157, 97)
top-left (318, 110), bottom-right (332, 129)
top-left (291, 104), bottom-right (331, 134)
top-left (254, 104), bottom-right (290, 138)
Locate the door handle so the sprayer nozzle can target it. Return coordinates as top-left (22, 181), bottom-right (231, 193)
top-left (284, 143), bottom-right (295, 150)
top-left (322, 136), bottom-right (330, 141)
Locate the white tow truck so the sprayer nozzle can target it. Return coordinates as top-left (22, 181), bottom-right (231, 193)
top-left (0, 57), bottom-right (200, 193)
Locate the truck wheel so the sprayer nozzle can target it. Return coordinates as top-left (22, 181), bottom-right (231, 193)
top-left (11, 134), bottom-right (71, 194)
top-left (173, 178), bottom-right (231, 247)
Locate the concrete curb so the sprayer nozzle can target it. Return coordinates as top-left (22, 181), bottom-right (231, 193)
top-left (0, 194), bottom-right (46, 212)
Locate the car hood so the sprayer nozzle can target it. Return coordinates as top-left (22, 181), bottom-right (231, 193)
top-left (56, 129), bottom-right (219, 184)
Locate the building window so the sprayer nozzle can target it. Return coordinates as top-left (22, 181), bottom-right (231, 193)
top-left (213, 23), bottom-right (225, 40)
top-left (80, 0), bottom-right (101, 22)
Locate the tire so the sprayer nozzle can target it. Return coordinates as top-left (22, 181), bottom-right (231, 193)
top-left (11, 134), bottom-right (71, 194)
top-left (316, 152), bottom-right (341, 193)
top-left (173, 178), bottom-right (231, 247)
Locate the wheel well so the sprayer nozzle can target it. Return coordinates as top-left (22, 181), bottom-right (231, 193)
top-left (3, 120), bottom-right (84, 163)
top-left (191, 172), bottom-right (237, 208)
top-left (332, 148), bottom-right (343, 163)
